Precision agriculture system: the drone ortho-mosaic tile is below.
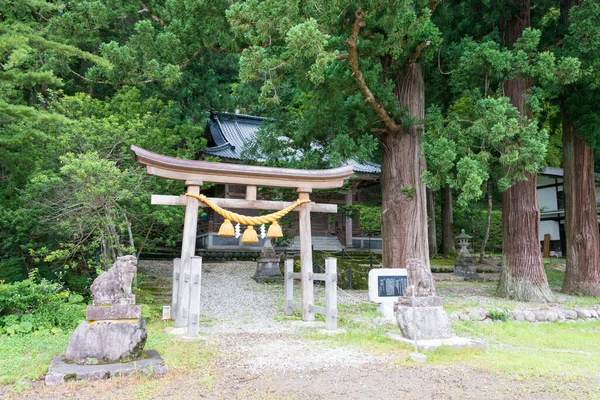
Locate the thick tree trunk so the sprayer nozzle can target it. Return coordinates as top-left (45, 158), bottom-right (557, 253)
top-left (381, 63), bottom-right (430, 269)
top-left (427, 188), bottom-right (438, 255)
top-left (561, 108), bottom-right (600, 296)
top-left (479, 189), bottom-right (492, 263)
top-left (440, 184), bottom-right (456, 254)
top-left (497, 0), bottom-right (554, 302)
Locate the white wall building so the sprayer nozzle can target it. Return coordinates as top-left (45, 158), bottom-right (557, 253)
top-left (537, 167), bottom-right (600, 257)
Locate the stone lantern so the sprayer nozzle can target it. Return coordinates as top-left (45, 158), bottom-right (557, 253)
top-left (453, 229), bottom-right (479, 279)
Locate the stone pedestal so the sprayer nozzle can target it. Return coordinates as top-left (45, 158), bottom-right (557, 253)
top-left (66, 316), bottom-right (147, 365)
top-left (453, 264), bottom-right (479, 279)
top-left (395, 296), bottom-right (453, 340)
top-left (253, 241), bottom-right (282, 283)
top-left (49, 256), bottom-right (167, 383)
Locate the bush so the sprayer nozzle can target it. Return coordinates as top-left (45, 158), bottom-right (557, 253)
top-left (0, 276), bottom-right (85, 335)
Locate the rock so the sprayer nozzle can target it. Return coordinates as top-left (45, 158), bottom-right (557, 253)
top-left (535, 311), bottom-right (549, 322)
top-left (509, 310), bottom-right (524, 321)
top-left (396, 303), bottom-right (453, 340)
top-left (575, 308), bottom-right (591, 319)
top-left (563, 310), bottom-right (578, 319)
top-left (589, 310), bottom-right (598, 319)
top-left (448, 312), bottom-right (460, 321)
top-left (523, 311), bottom-right (536, 322)
top-left (458, 313), bottom-right (470, 322)
top-left (546, 311), bottom-right (558, 323)
top-left (65, 319), bottom-right (147, 365)
top-left (45, 350), bottom-right (168, 385)
top-left (468, 309), bottom-right (487, 322)
top-left (91, 255), bottom-right (137, 306)
top-left (556, 311), bottom-right (566, 321)
top-left (86, 305), bottom-right (142, 321)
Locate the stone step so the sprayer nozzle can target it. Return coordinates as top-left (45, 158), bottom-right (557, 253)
top-left (287, 236), bottom-right (343, 251)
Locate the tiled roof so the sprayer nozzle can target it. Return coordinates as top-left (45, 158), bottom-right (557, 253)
top-left (203, 112), bottom-right (381, 174)
top-left (540, 167), bottom-right (563, 177)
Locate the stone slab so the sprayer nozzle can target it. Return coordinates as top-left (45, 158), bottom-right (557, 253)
top-left (317, 328), bottom-right (347, 335)
top-left (45, 349), bottom-right (168, 385)
top-left (165, 326), bottom-right (188, 335)
top-left (396, 295), bottom-right (443, 307)
top-left (409, 352), bottom-right (427, 363)
top-left (396, 305), bottom-right (453, 340)
top-left (387, 332), bottom-right (487, 352)
top-left (86, 305), bottom-right (142, 321)
top-left (290, 320), bottom-right (326, 328)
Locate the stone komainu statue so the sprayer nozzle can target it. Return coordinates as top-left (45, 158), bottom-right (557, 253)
top-left (404, 258), bottom-right (435, 297)
top-left (91, 255), bottom-right (137, 306)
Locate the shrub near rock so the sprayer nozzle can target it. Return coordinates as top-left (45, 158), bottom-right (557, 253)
top-left (0, 276), bottom-right (85, 335)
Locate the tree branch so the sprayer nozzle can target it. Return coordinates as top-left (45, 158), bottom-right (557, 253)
top-left (139, 1), bottom-right (166, 27)
top-left (346, 8), bottom-right (400, 134)
top-left (403, 0), bottom-right (439, 73)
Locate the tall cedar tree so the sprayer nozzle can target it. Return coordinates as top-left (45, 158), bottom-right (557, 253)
top-left (496, 0), bottom-right (554, 301)
top-left (558, 0), bottom-right (600, 296)
top-left (228, 1), bottom-right (442, 269)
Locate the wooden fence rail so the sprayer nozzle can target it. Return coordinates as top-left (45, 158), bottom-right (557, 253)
top-left (284, 258), bottom-right (338, 330)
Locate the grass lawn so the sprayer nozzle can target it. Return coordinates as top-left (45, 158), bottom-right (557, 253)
top-left (1, 264), bottom-right (599, 397)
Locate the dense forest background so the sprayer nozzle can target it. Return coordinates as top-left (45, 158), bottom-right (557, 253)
top-left (1, 1), bottom-right (599, 298)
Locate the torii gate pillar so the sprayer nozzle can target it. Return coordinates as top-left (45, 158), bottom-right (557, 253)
top-left (174, 182), bottom-right (201, 328)
top-left (297, 189), bottom-right (314, 321)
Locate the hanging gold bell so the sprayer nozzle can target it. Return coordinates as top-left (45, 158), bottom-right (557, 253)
top-left (267, 220), bottom-right (283, 238)
top-left (218, 219), bottom-right (235, 237)
top-left (241, 225), bottom-right (259, 243)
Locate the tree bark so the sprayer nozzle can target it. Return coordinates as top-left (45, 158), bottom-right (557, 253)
top-left (440, 184), bottom-right (456, 254)
top-left (496, 0), bottom-right (554, 302)
top-left (427, 188), bottom-right (438, 255)
top-left (479, 189), bottom-right (492, 263)
top-left (561, 106), bottom-right (600, 296)
top-left (381, 63), bottom-right (430, 269)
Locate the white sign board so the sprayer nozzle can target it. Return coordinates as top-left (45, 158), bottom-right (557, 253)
top-left (368, 268), bottom-right (408, 321)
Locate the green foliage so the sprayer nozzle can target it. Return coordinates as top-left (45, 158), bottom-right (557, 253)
top-left (488, 309), bottom-right (508, 322)
top-left (229, 0), bottom-right (441, 169)
top-left (357, 205), bottom-right (381, 235)
top-left (454, 206), bottom-right (503, 254)
top-left (0, 275), bottom-right (85, 335)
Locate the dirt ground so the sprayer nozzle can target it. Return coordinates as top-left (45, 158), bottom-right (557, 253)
top-left (4, 261), bottom-right (600, 400)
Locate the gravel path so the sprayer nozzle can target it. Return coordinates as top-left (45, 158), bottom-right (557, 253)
top-left (197, 262), bottom-right (387, 375)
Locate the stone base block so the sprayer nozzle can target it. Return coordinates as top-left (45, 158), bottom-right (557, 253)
top-left (453, 265), bottom-right (479, 279)
top-left (65, 318), bottom-right (147, 365)
top-left (86, 305), bottom-right (142, 321)
top-left (409, 352), bottom-right (427, 362)
top-left (45, 349), bottom-right (167, 385)
top-left (396, 295), bottom-right (443, 308)
top-left (395, 304), bottom-right (453, 340)
top-left (253, 258), bottom-right (283, 283)
top-left (387, 332), bottom-right (487, 352)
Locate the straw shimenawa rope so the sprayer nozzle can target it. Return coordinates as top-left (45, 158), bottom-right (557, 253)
top-left (185, 193), bottom-right (311, 225)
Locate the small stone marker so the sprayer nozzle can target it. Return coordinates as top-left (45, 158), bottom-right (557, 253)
top-left (368, 268), bottom-right (407, 321)
top-left (453, 229), bottom-right (479, 279)
top-left (162, 306), bottom-right (171, 321)
top-left (253, 240), bottom-right (283, 283)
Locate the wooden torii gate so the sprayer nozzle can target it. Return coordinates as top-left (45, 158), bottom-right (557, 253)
top-left (131, 145), bottom-right (353, 335)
